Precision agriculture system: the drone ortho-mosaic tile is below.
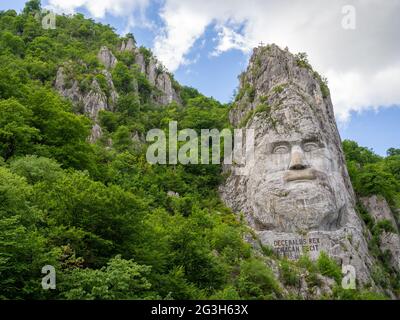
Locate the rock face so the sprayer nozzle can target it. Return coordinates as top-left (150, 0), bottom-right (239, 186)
top-left (55, 64), bottom-right (118, 121)
top-left (361, 195), bottom-right (400, 272)
top-left (88, 123), bottom-right (103, 144)
top-left (54, 62), bottom-right (119, 142)
top-left (220, 44), bottom-right (376, 286)
top-left (120, 40), bottom-right (181, 105)
top-left (361, 195), bottom-right (398, 232)
top-left (98, 46), bottom-right (117, 69)
top-left (380, 232), bottom-right (400, 272)
top-left (120, 37), bottom-right (135, 52)
top-left (55, 41), bottom-right (182, 143)
top-left (54, 67), bottom-right (81, 104)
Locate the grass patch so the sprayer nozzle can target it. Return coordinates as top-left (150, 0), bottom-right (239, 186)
top-left (279, 259), bottom-right (300, 287)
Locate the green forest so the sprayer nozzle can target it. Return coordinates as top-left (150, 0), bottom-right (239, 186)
top-left (0, 1), bottom-right (399, 300)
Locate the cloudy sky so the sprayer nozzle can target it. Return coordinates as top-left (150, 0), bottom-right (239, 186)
top-left (2, 0), bottom-right (399, 155)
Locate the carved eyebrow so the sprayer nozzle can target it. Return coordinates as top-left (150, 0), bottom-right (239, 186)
top-left (266, 141), bottom-right (291, 153)
top-left (302, 135), bottom-right (320, 143)
top-left (302, 136), bottom-right (324, 147)
top-left (271, 141), bottom-right (291, 148)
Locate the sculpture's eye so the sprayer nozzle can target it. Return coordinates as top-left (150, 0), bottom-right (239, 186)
top-left (303, 142), bottom-right (319, 152)
top-left (273, 145), bottom-right (289, 154)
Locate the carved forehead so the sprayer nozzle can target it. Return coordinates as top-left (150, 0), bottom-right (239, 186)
top-left (263, 105), bottom-right (326, 142)
top-left (259, 131), bottom-right (323, 147)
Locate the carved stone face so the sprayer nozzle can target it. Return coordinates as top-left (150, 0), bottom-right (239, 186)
top-left (248, 107), bottom-right (349, 233)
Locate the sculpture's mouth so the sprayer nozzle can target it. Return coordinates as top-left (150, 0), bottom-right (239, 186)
top-left (284, 168), bottom-right (317, 182)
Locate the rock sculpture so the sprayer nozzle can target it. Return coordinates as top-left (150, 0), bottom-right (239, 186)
top-left (221, 44), bottom-right (376, 285)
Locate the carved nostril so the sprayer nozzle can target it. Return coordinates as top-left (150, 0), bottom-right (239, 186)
top-left (290, 163), bottom-right (307, 170)
top-left (289, 151), bottom-right (307, 170)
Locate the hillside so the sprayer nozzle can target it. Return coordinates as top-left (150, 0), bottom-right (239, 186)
top-left (0, 1), bottom-right (399, 300)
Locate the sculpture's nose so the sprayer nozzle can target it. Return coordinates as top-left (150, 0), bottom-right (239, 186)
top-left (289, 145), bottom-right (308, 170)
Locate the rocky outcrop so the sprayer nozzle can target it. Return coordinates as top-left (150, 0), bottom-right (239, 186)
top-left (220, 44), bottom-right (379, 288)
top-left (54, 67), bottom-right (81, 104)
top-left (55, 40), bottom-right (181, 144)
top-left (54, 61), bottom-right (119, 143)
top-left (98, 46), bottom-right (117, 69)
top-left (155, 71), bottom-right (180, 105)
top-left (55, 64), bottom-right (118, 121)
top-left (89, 123), bottom-right (103, 144)
top-left (102, 69), bottom-right (119, 110)
top-left (82, 78), bottom-right (108, 119)
top-left (361, 195), bottom-right (400, 272)
top-left (120, 37), bottom-right (135, 52)
top-left (380, 232), bottom-right (400, 272)
top-left (135, 52), bottom-right (146, 74)
top-left (361, 195), bottom-right (399, 232)
top-left (119, 40), bottom-right (181, 105)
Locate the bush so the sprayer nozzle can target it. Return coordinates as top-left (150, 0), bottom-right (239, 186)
top-left (112, 62), bottom-right (134, 94)
top-left (279, 259), bottom-right (300, 287)
top-left (374, 219), bottom-right (397, 235)
top-left (9, 155), bottom-right (62, 184)
top-left (60, 255), bottom-right (153, 299)
top-left (99, 110), bottom-right (119, 133)
top-left (236, 259), bottom-right (281, 299)
top-left (316, 252), bottom-right (342, 284)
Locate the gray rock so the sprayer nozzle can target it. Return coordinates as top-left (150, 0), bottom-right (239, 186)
top-left (88, 123), bottom-right (103, 143)
top-left (120, 38), bottom-right (136, 52)
top-left (379, 232), bottom-right (400, 272)
top-left (361, 195), bottom-right (400, 272)
top-left (155, 72), bottom-right (174, 105)
top-left (361, 195), bottom-right (399, 232)
top-left (98, 46), bottom-right (117, 69)
top-left (134, 50), bottom-right (147, 74)
top-left (147, 58), bottom-right (157, 85)
top-left (55, 62), bottom-right (118, 119)
top-left (220, 44), bottom-right (377, 287)
top-left (131, 131), bottom-right (145, 143)
top-left (102, 69), bottom-right (119, 111)
top-left (55, 67), bottom-right (81, 104)
top-left (83, 79), bottom-right (108, 120)
top-left (54, 62), bottom-right (120, 143)
top-left (130, 48), bottom-right (181, 106)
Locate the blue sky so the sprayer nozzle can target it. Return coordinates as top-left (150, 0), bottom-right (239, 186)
top-left (1, 0), bottom-right (399, 156)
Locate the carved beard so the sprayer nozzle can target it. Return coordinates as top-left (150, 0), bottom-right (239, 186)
top-left (251, 172), bottom-right (346, 233)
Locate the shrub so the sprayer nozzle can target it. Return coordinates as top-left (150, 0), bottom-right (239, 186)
top-left (374, 219), bottom-right (397, 235)
top-left (279, 259), bottom-right (300, 287)
top-left (295, 52), bottom-right (311, 70)
top-left (316, 252), bottom-right (342, 284)
top-left (236, 259), bottom-right (281, 299)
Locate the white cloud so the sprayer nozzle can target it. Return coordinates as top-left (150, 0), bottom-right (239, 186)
top-left (152, 0), bottom-right (400, 122)
top-left (46, 0), bottom-right (150, 26)
top-left (210, 24), bottom-right (252, 57)
top-left (327, 64), bottom-right (400, 121)
top-left (45, 0), bottom-right (400, 122)
top-left (153, 2), bottom-right (212, 71)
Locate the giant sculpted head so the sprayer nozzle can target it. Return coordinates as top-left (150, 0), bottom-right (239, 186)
top-left (223, 44), bottom-right (356, 235)
top-left (221, 44), bottom-right (373, 284)
top-left (247, 98), bottom-right (351, 233)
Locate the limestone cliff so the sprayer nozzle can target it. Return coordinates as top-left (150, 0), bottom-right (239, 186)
top-left (361, 195), bottom-right (400, 273)
top-left (119, 39), bottom-right (181, 105)
top-left (220, 44), bottom-right (396, 291)
top-left (54, 61), bottom-right (118, 142)
top-left (54, 42), bottom-right (181, 143)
